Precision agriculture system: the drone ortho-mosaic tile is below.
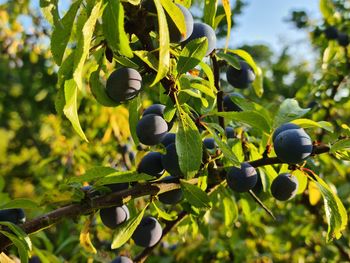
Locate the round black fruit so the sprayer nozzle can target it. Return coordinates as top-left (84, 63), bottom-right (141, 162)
top-left (274, 128), bottom-right (313, 164)
top-left (143, 104), bottom-right (174, 131)
top-left (271, 173), bottom-right (298, 201)
top-left (226, 61), bottom-right (255, 89)
top-left (159, 188), bottom-right (183, 205)
top-left (111, 256), bottom-right (133, 263)
top-left (158, 176), bottom-right (183, 204)
top-left (167, 4), bottom-right (194, 43)
top-left (203, 138), bottom-right (216, 150)
top-left (137, 151), bottom-right (164, 178)
top-left (136, 114), bottom-right (168, 146)
top-left (337, 33), bottom-right (349, 46)
top-left (324, 26), bottom-right (338, 40)
top-left (0, 208), bottom-right (26, 224)
top-left (226, 162), bottom-right (257, 192)
top-left (272, 123), bottom-right (301, 142)
top-left (132, 216), bottom-right (162, 247)
top-left (160, 133), bottom-right (176, 147)
top-left (142, 104), bottom-right (166, 117)
top-left (184, 22), bottom-right (216, 56)
top-left (161, 143), bottom-right (183, 177)
top-left (225, 127), bottom-right (235, 139)
top-left (106, 68), bottom-right (142, 104)
top-left (223, 93), bottom-right (244, 112)
top-left (29, 256), bottom-right (41, 263)
top-left (100, 205), bottom-right (130, 229)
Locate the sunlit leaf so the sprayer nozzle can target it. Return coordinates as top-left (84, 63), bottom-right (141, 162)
top-left (181, 181), bottom-right (211, 209)
top-left (111, 205), bottom-right (148, 249)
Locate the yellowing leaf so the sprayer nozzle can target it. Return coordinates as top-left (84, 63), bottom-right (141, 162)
top-left (80, 217), bottom-right (97, 254)
top-left (308, 181), bottom-right (322, 206)
top-left (151, 0), bottom-right (170, 86)
top-left (63, 79), bottom-right (88, 142)
top-left (0, 252), bottom-right (16, 263)
top-left (221, 0), bottom-right (231, 51)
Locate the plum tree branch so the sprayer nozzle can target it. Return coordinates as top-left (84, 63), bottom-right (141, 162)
top-left (211, 52), bottom-right (225, 129)
top-left (0, 144), bottom-right (330, 251)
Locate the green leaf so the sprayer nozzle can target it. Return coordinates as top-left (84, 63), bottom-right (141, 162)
top-left (320, 0), bottom-right (334, 22)
top-left (128, 98), bottom-right (140, 145)
top-left (177, 37), bottom-right (208, 74)
top-left (152, 201), bottom-right (178, 221)
top-left (204, 123), bottom-right (240, 166)
top-left (134, 50), bottom-right (159, 71)
top-left (151, 0), bottom-right (170, 86)
top-left (273, 99), bottom-right (310, 128)
top-left (291, 119), bottom-right (334, 133)
top-left (51, 0), bottom-right (82, 65)
top-left (291, 170), bottom-right (308, 195)
top-left (323, 41), bottom-right (337, 65)
top-left (63, 79), bottom-right (88, 142)
top-left (69, 166), bottom-right (154, 183)
top-left (330, 139), bottom-right (350, 153)
top-left (0, 230), bottom-right (29, 263)
top-left (114, 56), bottom-right (139, 68)
top-left (216, 52), bottom-right (240, 69)
top-left (214, 14), bottom-right (226, 29)
top-left (252, 66), bottom-right (264, 97)
top-left (73, 0), bottom-right (102, 91)
top-left (175, 107), bottom-right (202, 178)
top-left (227, 95), bottom-right (272, 125)
top-left (212, 111), bottom-right (271, 132)
top-left (0, 199), bottom-right (38, 209)
top-left (57, 51), bottom-right (75, 88)
top-left (221, 0), bottom-right (231, 51)
top-left (96, 172), bottom-right (154, 186)
top-left (223, 196), bottom-right (238, 226)
top-left (228, 49), bottom-right (263, 97)
top-left (199, 62), bottom-right (215, 89)
top-left (40, 0), bottom-right (59, 25)
top-left (191, 83), bottom-right (216, 98)
top-left (307, 173), bottom-right (348, 242)
top-left (203, 0), bottom-right (218, 28)
top-left (111, 205), bottom-right (148, 249)
top-left (181, 181), bottom-right (211, 208)
top-left (102, 0), bottom-right (133, 58)
top-left (161, 0), bottom-right (186, 39)
top-left (0, 222), bottom-right (32, 251)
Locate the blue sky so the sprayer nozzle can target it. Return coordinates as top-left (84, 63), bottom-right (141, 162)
top-left (7, 0), bottom-right (322, 61)
top-left (230, 0), bottom-right (321, 59)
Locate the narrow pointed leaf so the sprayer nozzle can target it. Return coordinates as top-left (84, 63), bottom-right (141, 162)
top-left (151, 0), bottom-right (170, 86)
top-left (102, 0), bottom-right (133, 58)
top-left (177, 37), bottom-right (208, 74)
top-left (63, 79), bottom-right (88, 141)
top-left (111, 205), bottom-right (148, 249)
top-left (51, 0), bottom-right (82, 65)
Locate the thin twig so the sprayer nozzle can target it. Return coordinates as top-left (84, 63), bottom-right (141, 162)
top-left (248, 190), bottom-right (275, 220)
top-left (211, 52), bottom-right (225, 129)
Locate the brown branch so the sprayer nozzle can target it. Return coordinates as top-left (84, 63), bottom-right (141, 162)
top-left (0, 144), bottom-right (330, 251)
top-left (211, 52), bottom-right (225, 129)
top-left (0, 180), bottom-right (187, 251)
